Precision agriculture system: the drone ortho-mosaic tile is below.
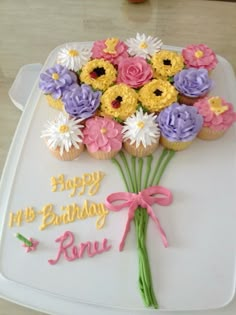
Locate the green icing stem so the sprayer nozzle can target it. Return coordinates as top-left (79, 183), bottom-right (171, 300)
top-left (131, 156), bottom-right (138, 193)
top-left (119, 151), bottom-right (135, 192)
top-left (144, 155), bottom-right (153, 189)
top-left (16, 233), bottom-right (32, 247)
top-left (153, 150), bottom-right (175, 185)
top-left (149, 148), bottom-right (168, 186)
top-left (138, 158), bottom-right (143, 192)
top-left (111, 158), bottom-right (129, 191)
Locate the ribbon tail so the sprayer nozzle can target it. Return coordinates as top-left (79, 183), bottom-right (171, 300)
top-left (148, 208), bottom-right (168, 248)
top-left (119, 216), bottom-right (132, 251)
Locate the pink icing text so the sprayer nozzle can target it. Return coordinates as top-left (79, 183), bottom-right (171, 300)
top-left (48, 231), bottom-right (112, 265)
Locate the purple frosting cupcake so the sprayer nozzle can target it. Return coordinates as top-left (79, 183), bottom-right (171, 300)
top-left (174, 68), bottom-right (213, 105)
top-left (39, 64), bottom-right (77, 99)
top-left (62, 84), bottom-right (102, 120)
top-left (157, 102), bottom-right (203, 150)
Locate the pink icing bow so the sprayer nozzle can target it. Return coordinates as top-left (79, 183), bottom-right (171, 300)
top-left (105, 186), bottom-right (173, 251)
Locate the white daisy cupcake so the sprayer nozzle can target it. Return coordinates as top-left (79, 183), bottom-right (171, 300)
top-left (125, 33), bottom-right (162, 60)
top-left (122, 108), bottom-right (160, 157)
top-left (41, 112), bottom-right (84, 161)
top-left (57, 44), bottom-right (92, 72)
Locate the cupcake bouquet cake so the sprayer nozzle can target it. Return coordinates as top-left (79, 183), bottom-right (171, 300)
top-left (38, 34), bottom-right (236, 308)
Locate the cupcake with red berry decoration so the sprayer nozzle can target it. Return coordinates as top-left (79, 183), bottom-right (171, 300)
top-left (83, 116), bottom-right (123, 160)
top-left (194, 96), bottom-right (236, 140)
top-left (122, 108), bottom-right (160, 157)
top-left (91, 37), bottom-right (128, 66)
top-left (174, 68), bottom-right (213, 105)
top-left (182, 44), bottom-right (218, 72)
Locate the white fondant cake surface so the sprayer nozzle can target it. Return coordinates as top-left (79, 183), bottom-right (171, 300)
top-left (0, 43), bottom-right (236, 314)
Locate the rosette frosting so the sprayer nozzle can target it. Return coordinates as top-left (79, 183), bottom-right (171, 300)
top-left (194, 97), bottom-right (236, 131)
top-left (182, 44), bottom-right (218, 71)
top-left (122, 108), bottom-right (160, 148)
top-left (157, 103), bottom-right (203, 141)
top-left (62, 84), bottom-right (101, 119)
top-left (117, 56), bottom-right (153, 88)
top-left (39, 64), bottom-right (77, 99)
top-left (91, 38), bottom-right (128, 65)
top-left (174, 68), bottom-right (213, 97)
top-left (83, 117), bottom-right (123, 152)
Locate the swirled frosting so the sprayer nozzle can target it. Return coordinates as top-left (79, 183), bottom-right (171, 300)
top-left (194, 97), bottom-right (236, 131)
top-left (157, 103), bottom-right (203, 141)
top-left (39, 64), bottom-right (77, 99)
top-left (62, 84), bottom-right (101, 119)
top-left (174, 68), bottom-right (213, 97)
top-left (83, 117), bottom-right (123, 152)
top-left (182, 44), bottom-right (218, 71)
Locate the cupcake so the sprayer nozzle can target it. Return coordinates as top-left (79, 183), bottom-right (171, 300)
top-left (125, 33), bottom-right (163, 60)
top-left (157, 103), bottom-right (203, 151)
top-left (57, 44), bottom-right (92, 72)
top-left (80, 59), bottom-right (117, 91)
top-left (151, 50), bottom-right (184, 80)
top-left (100, 84), bottom-right (138, 120)
top-left (122, 108), bottom-right (160, 157)
top-left (39, 64), bottom-right (77, 110)
top-left (41, 112), bottom-right (84, 160)
top-left (174, 68), bottom-right (213, 105)
top-left (83, 117), bottom-right (123, 159)
top-left (182, 44), bottom-right (218, 72)
top-left (62, 84), bottom-right (102, 120)
top-left (139, 79), bottom-right (178, 113)
top-left (91, 37), bottom-right (128, 66)
top-left (194, 96), bottom-right (236, 140)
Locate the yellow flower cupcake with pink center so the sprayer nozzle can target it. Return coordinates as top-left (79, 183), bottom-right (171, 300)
top-left (83, 116), bottom-right (123, 159)
top-left (194, 96), bottom-right (236, 140)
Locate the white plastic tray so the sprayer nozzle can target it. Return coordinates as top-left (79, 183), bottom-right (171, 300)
top-left (1, 43), bottom-right (236, 315)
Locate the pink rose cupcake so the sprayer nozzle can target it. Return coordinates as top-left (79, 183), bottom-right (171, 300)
top-left (83, 116), bottom-right (123, 159)
top-left (92, 37), bottom-right (128, 66)
top-left (194, 96), bottom-right (236, 140)
top-left (182, 44), bottom-right (218, 72)
top-left (117, 56), bottom-right (153, 89)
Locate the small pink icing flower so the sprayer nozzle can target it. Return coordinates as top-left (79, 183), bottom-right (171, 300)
top-left (194, 97), bottom-right (236, 131)
top-left (117, 56), bottom-right (153, 89)
top-left (83, 116), bottom-right (123, 152)
top-left (182, 44), bottom-right (218, 71)
top-left (92, 38), bottom-right (128, 65)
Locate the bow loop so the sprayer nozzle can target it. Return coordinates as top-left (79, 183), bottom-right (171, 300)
top-left (105, 185), bottom-right (173, 251)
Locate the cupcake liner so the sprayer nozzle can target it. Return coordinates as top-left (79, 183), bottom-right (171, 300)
top-left (45, 95), bottom-right (64, 111)
top-left (197, 127), bottom-right (225, 140)
top-left (160, 136), bottom-right (193, 151)
top-left (50, 143), bottom-right (84, 161)
top-left (178, 93), bottom-right (206, 106)
top-left (87, 149), bottom-right (120, 160)
top-left (123, 140), bottom-right (159, 157)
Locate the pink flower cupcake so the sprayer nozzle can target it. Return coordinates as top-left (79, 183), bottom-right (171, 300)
top-left (83, 116), bottom-right (123, 159)
top-left (92, 37), bottom-right (128, 66)
top-left (117, 56), bottom-right (153, 88)
top-left (194, 96), bottom-right (236, 140)
top-left (182, 44), bottom-right (218, 72)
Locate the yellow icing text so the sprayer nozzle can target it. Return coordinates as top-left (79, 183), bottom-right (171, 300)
top-left (103, 38), bottom-right (119, 54)
top-left (8, 207), bottom-right (36, 227)
top-left (194, 50), bottom-right (204, 58)
top-left (52, 73), bottom-right (59, 80)
top-left (39, 201), bottom-right (109, 230)
top-left (209, 97), bottom-right (228, 115)
top-left (50, 171), bottom-right (105, 197)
